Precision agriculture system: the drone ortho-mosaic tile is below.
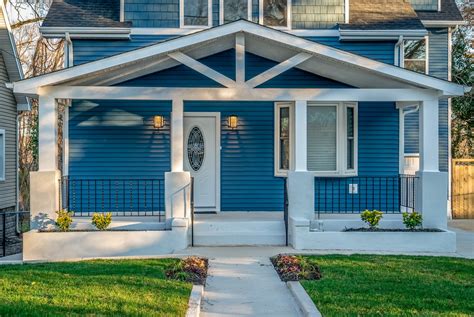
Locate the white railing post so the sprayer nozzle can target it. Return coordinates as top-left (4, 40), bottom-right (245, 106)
top-left (415, 98), bottom-right (448, 229)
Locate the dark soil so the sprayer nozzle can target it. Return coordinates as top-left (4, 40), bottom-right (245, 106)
top-left (271, 254), bottom-right (322, 282)
top-left (166, 257), bottom-right (208, 285)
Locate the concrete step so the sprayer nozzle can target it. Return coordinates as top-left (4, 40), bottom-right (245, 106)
top-left (192, 232), bottom-right (286, 246)
top-left (193, 220), bottom-right (285, 233)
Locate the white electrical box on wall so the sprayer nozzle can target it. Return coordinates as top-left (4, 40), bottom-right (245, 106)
top-left (349, 184), bottom-right (358, 194)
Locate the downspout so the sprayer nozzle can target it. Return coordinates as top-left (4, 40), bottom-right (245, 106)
top-left (64, 32), bottom-right (73, 68)
top-left (394, 35), bottom-right (403, 66)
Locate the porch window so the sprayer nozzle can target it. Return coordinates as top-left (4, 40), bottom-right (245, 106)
top-left (260, 0), bottom-right (290, 28)
top-left (0, 129), bottom-right (4, 181)
top-left (307, 102), bottom-right (357, 176)
top-left (221, 0), bottom-right (251, 24)
top-left (182, 0), bottom-right (212, 27)
top-left (275, 102), bottom-right (293, 176)
top-left (404, 39), bottom-right (428, 74)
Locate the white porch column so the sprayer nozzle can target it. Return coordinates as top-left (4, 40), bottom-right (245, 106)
top-left (416, 98), bottom-right (448, 229)
top-left (30, 95), bottom-right (60, 229)
top-left (165, 99), bottom-right (190, 233)
top-left (294, 100), bottom-right (307, 171)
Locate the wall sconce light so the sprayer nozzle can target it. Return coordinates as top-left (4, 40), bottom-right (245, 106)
top-left (228, 115), bottom-right (238, 129)
top-left (153, 115), bottom-right (165, 129)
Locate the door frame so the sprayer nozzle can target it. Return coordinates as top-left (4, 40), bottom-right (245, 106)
top-left (183, 112), bottom-right (221, 212)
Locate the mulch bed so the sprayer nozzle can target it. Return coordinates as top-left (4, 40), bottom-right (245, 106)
top-left (166, 257), bottom-right (208, 285)
top-left (343, 228), bottom-right (444, 232)
top-left (270, 254), bottom-right (322, 282)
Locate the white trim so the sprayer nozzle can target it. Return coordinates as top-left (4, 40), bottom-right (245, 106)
top-left (274, 102), bottom-right (294, 177)
top-left (421, 20), bottom-right (468, 27)
top-left (63, 104), bottom-right (69, 176)
top-left (39, 27), bottom-right (131, 39)
top-left (168, 51), bottom-right (236, 87)
top-left (0, 129), bottom-right (5, 181)
top-left (426, 35), bottom-right (430, 75)
top-left (306, 102), bottom-right (358, 177)
top-left (399, 107), bottom-right (404, 174)
top-left (13, 21), bottom-right (466, 97)
top-left (171, 99), bottom-right (184, 172)
top-left (38, 96), bottom-right (58, 171)
top-left (447, 27), bottom-right (453, 217)
top-left (183, 112), bottom-right (221, 213)
top-left (219, 0), bottom-right (252, 25)
top-left (246, 52), bottom-right (312, 88)
top-left (39, 87), bottom-right (442, 102)
top-left (294, 100), bottom-right (307, 171)
top-left (339, 29), bottom-right (428, 41)
top-left (258, 0), bottom-right (292, 30)
top-left (235, 33), bottom-right (245, 84)
top-left (438, 0), bottom-right (441, 12)
top-left (419, 99), bottom-right (439, 172)
top-left (344, 0), bottom-right (349, 24)
top-left (120, 0), bottom-right (125, 22)
top-left (180, 0), bottom-right (213, 28)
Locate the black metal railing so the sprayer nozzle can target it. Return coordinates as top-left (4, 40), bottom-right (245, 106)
top-left (283, 177), bottom-right (289, 246)
top-left (314, 175), bottom-right (418, 218)
top-left (190, 177), bottom-right (195, 247)
top-left (60, 177), bottom-right (165, 220)
top-left (1, 211), bottom-right (30, 258)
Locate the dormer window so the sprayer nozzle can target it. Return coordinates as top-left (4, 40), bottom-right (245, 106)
top-left (220, 0), bottom-right (252, 24)
top-left (403, 38), bottom-right (428, 74)
top-left (181, 0), bottom-right (212, 28)
top-left (260, 0), bottom-right (291, 28)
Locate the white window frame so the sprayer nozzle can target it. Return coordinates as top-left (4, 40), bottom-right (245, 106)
top-left (306, 102), bottom-right (358, 177)
top-left (402, 36), bottom-right (429, 75)
top-left (0, 129), bottom-right (5, 181)
top-left (180, 0), bottom-right (213, 29)
top-left (259, 0), bottom-right (292, 30)
top-left (274, 102), bottom-right (294, 176)
top-left (219, 0), bottom-right (252, 24)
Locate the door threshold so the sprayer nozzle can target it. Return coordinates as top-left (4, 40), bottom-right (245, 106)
top-left (194, 211), bottom-right (218, 215)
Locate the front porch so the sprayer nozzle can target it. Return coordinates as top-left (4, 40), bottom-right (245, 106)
top-left (11, 21), bottom-right (466, 259)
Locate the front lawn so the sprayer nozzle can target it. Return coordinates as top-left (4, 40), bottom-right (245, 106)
top-left (0, 259), bottom-right (193, 316)
top-left (300, 255), bottom-right (474, 317)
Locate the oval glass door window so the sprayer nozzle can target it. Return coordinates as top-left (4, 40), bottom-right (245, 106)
top-left (187, 126), bottom-right (205, 171)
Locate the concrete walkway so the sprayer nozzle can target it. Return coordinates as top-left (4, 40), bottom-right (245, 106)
top-left (183, 247), bottom-right (302, 317)
top-left (449, 220), bottom-right (474, 259)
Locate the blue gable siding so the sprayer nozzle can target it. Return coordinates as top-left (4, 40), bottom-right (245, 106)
top-left (73, 36), bottom-right (395, 66)
top-left (68, 100), bottom-right (171, 212)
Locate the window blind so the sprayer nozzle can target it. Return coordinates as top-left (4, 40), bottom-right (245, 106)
top-left (307, 105), bottom-right (337, 171)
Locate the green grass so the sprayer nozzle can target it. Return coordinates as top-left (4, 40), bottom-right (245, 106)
top-left (300, 255), bottom-right (474, 317)
top-left (0, 259), bottom-right (193, 316)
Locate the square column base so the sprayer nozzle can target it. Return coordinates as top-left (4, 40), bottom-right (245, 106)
top-left (415, 171), bottom-right (448, 230)
top-left (288, 171), bottom-right (315, 221)
top-left (30, 170), bottom-right (61, 230)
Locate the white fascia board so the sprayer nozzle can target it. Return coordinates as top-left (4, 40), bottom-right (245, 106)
top-left (40, 27), bottom-right (131, 39)
top-left (13, 20), bottom-right (466, 96)
top-left (339, 29), bottom-right (428, 41)
top-left (421, 20), bottom-right (468, 27)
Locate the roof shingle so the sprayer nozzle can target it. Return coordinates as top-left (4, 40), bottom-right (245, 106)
top-left (415, 0), bottom-right (464, 22)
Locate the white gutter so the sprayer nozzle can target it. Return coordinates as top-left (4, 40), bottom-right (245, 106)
top-left (422, 20), bottom-right (468, 27)
top-left (339, 29), bottom-right (428, 41)
top-left (64, 32), bottom-right (73, 67)
top-left (394, 35), bottom-right (404, 67)
top-left (40, 27), bottom-right (131, 39)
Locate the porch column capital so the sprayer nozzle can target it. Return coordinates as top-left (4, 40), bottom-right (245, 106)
top-left (294, 100), bottom-right (307, 171)
top-left (38, 95), bottom-right (58, 171)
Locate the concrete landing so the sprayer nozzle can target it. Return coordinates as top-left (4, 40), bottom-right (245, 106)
top-left (193, 212), bottom-right (286, 246)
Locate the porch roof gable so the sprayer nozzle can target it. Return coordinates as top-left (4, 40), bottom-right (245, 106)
top-left (10, 20), bottom-right (467, 97)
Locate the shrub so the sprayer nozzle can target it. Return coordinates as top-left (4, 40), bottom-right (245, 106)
top-left (402, 212), bottom-right (423, 230)
top-left (271, 254), bottom-right (322, 281)
top-left (166, 257), bottom-right (208, 285)
top-left (55, 210), bottom-right (73, 232)
top-left (91, 213), bottom-right (112, 230)
top-left (361, 210), bottom-right (383, 229)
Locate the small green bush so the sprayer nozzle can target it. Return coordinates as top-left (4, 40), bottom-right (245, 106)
top-left (402, 211), bottom-right (423, 230)
top-left (361, 210), bottom-right (383, 229)
top-left (56, 210), bottom-right (73, 232)
top-left (91, 213), bottom-right (112, 230)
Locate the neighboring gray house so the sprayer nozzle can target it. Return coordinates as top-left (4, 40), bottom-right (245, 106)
top-left (0, 2), bottom-right (28, 256)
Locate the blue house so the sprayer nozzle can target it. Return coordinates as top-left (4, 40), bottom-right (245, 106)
top-left (10, 0), bottom-right (469, 259)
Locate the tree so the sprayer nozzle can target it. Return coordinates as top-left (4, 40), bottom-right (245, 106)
top-left (452, 1), bottom-right (473, 158)
top-left (6, 0), bottom-right (64, 210)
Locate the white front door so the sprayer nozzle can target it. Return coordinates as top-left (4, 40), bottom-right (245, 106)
top-left (184, 113), bottom-right (220, 212)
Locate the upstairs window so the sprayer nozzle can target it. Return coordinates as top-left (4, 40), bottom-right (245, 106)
top-left (220, 0), bottom-right (252, 24)
top-left (404, 39), bottom-right (428, 74)
top-left (307, 102), bottom-right (357, 176)
top-left (260, 0), bottom-right (290, 28)
top-left (0, 129), bottom-right (4, 181)
top-left (181, 0), bottom-right (212, 27)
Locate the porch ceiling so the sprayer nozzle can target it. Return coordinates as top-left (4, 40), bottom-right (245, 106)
top-left (10, 20), bottom-right (467, 97)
